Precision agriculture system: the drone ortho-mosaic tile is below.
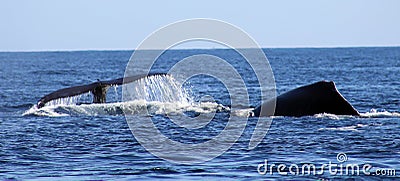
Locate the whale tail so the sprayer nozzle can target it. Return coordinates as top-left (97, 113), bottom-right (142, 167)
top-left (37, 73), bottom-right (167, 109)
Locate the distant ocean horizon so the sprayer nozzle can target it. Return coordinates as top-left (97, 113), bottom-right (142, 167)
top-left (1, 45), bottom-right (400, 53)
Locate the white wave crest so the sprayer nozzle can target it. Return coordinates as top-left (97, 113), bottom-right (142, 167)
top-left (318, 124), bottom-right (370, 132)
top-left (23, 100), bottom-right (230, 117)
top-left (360, 109), bottom-right (400, 118)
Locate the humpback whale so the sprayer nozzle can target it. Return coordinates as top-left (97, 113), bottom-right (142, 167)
top-left (36, 74), bottom-right (359, 117)
top-left (36, 73), bottom-right (166, 109)
top-left (253, 81), bottom-right (360, 117)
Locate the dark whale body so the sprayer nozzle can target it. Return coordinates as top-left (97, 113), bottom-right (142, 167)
top-left (36, 73), bottom-right (166, 109)
top-left (253, 81), bottom-right (360, 117)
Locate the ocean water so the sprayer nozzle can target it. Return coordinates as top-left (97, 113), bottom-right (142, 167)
top-left (0, 47), bottom-right (399, 180)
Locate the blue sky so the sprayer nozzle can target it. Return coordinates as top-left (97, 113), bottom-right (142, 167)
top-left (1, 0), bottom-right (399, 51)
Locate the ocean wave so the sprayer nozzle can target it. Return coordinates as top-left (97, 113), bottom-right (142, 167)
top-left (313, 109), bottom-right (400, 119)
top-left (23, 100), bottom-right (230, 117)
top-left (360, 108), bottom-right (400, 118)
top-left (318, 124), bottom-right (370, 132)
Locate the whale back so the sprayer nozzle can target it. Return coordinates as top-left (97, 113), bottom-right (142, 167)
top-left (253, 81), bottom-right (360, 117)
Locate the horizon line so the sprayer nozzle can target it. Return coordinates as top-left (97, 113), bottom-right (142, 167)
top-left (1, 44), bottom-right (399, 53)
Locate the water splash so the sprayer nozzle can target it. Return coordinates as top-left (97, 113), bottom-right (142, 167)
top-left (44, 92), bottom-right (92, 107)
top-left (125, 74), bottom-right (193, 104)
top-left (24, 75), bottom-right (209, 117)
top-left (113, 85), bottom-right (119, 99)
top-left (23, 100), bottom-right (229, 117)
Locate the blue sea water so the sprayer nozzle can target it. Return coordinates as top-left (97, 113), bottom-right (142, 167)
top-left (0, 47), bottom-right (399, 180)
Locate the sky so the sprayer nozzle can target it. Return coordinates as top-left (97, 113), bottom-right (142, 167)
top-left (1, 0), bottom-right (399, 51)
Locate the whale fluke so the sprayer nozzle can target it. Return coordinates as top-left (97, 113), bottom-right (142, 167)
top-left (253, 81), bottom-right (360, 117)
top-left (36, 73), bottom-right (167, 108)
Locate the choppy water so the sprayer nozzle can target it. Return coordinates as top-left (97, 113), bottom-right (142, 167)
top-left (1, 47), bottom-right (399, 180)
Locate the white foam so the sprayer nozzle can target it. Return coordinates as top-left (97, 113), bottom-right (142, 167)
top-left (23, 100), bottom-right (229, 117)
top-left (360, 108), bottom-right (400, 118)
top-left (318, 124), bottom-right (369, 132)
top-left (313, 109), bottom-right (400, 119)
top-left (231, 108), bottom-right (254, 117)
top-left (23, 105), bottom-right (70, 117)
top-left (314, 113), bottom-right (341, 119)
